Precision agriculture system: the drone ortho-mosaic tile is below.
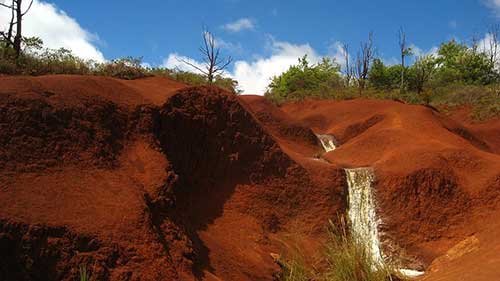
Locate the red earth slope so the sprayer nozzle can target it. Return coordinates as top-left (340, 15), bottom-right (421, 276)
top-left (278, 98), bottom-right (500, 280)
top-left (0, 75), bottom-right (345, 281)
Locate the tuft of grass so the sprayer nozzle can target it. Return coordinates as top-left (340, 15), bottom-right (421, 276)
top-left (323, 218), bottom-right (396, 281)
top-left (276, 218), bottom-right (404, 281)
top-left (277, 253), bottom-right (312, 281)
top-left (79, 264), bottom-right (89, 281)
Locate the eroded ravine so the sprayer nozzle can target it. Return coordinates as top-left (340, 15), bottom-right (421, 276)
top-left (317, 133), bottom-right (425, 278)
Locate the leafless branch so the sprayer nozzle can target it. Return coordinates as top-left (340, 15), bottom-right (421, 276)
top-left (178, 27), bottom-right (233, 83)
top-left (177, 57), bottom-right (208, 75)
top-left (21, 0), bottom-right (33, 16)
top-left (0, 2), bottom-right (12, 8)
top-left (355, 32), bottom-right (374, 91)
top-left (398, 27), bottom-right (407, 92)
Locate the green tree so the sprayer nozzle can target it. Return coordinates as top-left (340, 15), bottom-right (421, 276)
top-left (368, 59), bottom-right (403, 90)
top-left (267, 55), bottom-right (341, 102)
top-left (407, 55), bottom-right (437, 94)
top-left (434, 40), bottom-right (497, 85)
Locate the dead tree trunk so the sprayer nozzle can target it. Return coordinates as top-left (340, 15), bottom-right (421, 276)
top-left (342, 43), bottom-right (352, 87)
top-left (398, 27), bottom-right (410, 94)
top-left (0, 0), bottom-right (34, 59)
top-left (355, 32), bottom-right (374, 93)
top-left (179, 28), bottom-right (232, 84)
top-left (13, 0), bottom-right (22, 58)
top-left (487, 24), bottom-right (499, 68)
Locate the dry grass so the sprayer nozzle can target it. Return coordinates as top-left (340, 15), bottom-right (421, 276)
top-left (277, 218), bottom-right (403, 281)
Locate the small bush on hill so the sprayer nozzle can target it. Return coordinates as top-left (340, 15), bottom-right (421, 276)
top-left (94, 57), bottom-right (149, 80)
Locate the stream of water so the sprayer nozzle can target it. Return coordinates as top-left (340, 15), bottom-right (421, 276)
top-left (345, 168), bottom-right (385, 265)
top-left (345, 168), bottom-right (425, 278)
top-left (316, 134), bottom-right (337, 152)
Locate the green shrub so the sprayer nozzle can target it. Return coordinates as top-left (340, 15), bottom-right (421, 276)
top-left (0, 57), bottom-right (17, 74)
top-left (94, 57), bottom-right (149, 80)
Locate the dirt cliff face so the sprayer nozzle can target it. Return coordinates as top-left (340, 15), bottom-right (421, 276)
top-left (0, 76), bottom-right (346, 281)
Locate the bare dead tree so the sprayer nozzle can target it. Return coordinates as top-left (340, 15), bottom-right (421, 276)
top-left (0, 1), bottom-right (15, 50)
top-left (179, 28), bottom-right (232, 83)
top-left (485, 24), bottom-right (500, 67)
top-left (398, 27), bottom-right (412, 93)
top-left (342, 43), bottom-right (352, 87)
top-left (471, 33), bottom-right (480, 54)
top-left (0, 0), bottom-right (34, 58)
top-left (355, 32), bottom-right (374, 92)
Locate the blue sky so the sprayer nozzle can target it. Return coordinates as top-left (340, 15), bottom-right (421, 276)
top-left (1, 0), bottom-right (500, 93)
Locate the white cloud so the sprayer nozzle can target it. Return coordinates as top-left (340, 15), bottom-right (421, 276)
top-left (327, 41), bottom-right (348, 68)
top-left (231, 40), bottom-right (321, 94)
top-left (214, 37), bottom-right (243, 53)
top-left (223, 18), bottom-right (255, 32)
top-left (163, 39), bottom-right (321, 95)
top-left (409, 44), bottom-right (439, 57)
top-left (478, 33), bottom-right (500, 68)
top-left (0, 0), bottom-right (104, 61)
top-left (163, 53), bottom-right (205, 74)
top-left (165, 40), bottom-right (447, 95)
top-left (449, 20), bottom-right (458, 29)
top-left (484, 0), bottom-right (500, 17)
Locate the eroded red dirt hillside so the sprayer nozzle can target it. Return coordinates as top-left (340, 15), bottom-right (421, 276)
top-left (277, 98), bottom-right (500, 280)
top-left (0, 75), bottom-right (345, 281)
top-left (1, 75), bottom-right (499, 280)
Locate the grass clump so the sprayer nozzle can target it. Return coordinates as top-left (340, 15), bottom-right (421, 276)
top-left (276, 253), bottom-right (312, 281)
top-left (276, 218), bottom-right (402, 281)
top-left (323, 219), bottom-right (396, 281)
top-left (79, 264), bottom-right (89, 281)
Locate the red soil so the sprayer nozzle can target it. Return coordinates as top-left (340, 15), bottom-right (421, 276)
top-left (279, 98), bottom-right (500, 279)
top-left (1, 75), bottom-right (498, 280)
top-left (0, 76), bottom-right (344, 281)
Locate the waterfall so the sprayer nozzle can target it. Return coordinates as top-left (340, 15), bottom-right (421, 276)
top-left (316, 134), bottom-right (337, 152)
top-left (345, 168), bottom-right (384, 265)
top-left (345, 168), bottom-right (424, 277)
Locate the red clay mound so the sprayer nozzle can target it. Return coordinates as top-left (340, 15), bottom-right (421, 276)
top-left (0, 76), bottom-right (345, 281)
top-left (280, 98), bottom-right (500, 279)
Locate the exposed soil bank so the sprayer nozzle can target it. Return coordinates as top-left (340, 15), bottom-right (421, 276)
top-left (276, 98), bottom-right (500, 280)
top-left (0, 76), bottom-right (345, 280)
top-left (0, 76), bottom-right (498, 280)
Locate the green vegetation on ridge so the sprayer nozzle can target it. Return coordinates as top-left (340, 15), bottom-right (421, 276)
top-left (0, 37), bottom-right (241, 94)
top-left (265, 36), bottom-right (500, 120)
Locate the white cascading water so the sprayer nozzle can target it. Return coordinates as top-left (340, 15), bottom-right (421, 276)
top-left (345, 168), bottom-right (384, 265)
top-left (345, 168), bottom-right (425, 278)
top-left (316, 134), bottom-right (337, 152)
